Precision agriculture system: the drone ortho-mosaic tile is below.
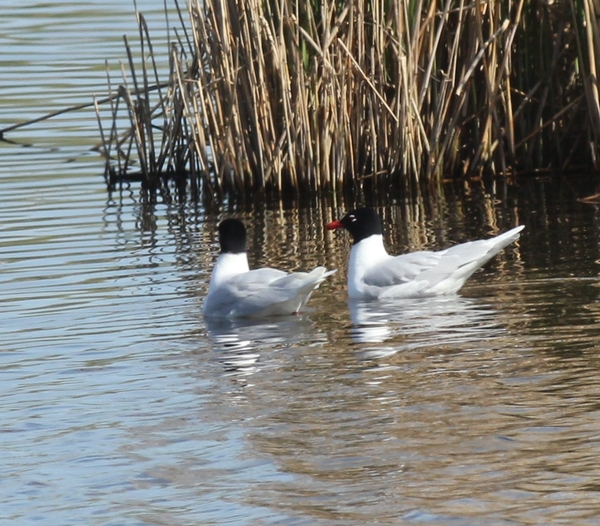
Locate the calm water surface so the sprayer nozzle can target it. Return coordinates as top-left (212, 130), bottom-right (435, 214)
top-left (2, 2), bottom-right (600, 524)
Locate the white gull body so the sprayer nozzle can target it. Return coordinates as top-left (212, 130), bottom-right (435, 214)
top-left (328, 208), bottom-right (523, 300)
top-left (204, 219), bottom-right (336, 318)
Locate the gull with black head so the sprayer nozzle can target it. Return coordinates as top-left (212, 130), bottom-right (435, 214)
top-left (204, 219), bottom-right (336, 317)
top-left (327, 207), bottom-right (523, 300)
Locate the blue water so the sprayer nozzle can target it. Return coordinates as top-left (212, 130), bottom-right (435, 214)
top-left (3, 2), bottom-right (600, 524)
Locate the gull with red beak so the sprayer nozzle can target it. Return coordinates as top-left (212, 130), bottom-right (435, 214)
top-left (327, 207), bottom-right (523, 300)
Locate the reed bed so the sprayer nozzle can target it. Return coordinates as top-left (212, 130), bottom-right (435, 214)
top-left (95, 0), bottom-right (600, 198)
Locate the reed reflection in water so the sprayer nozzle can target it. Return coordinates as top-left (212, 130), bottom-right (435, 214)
top-left (167, 188), bottom-right (600, 524)
top-left (3, 168), bottom-right (600, 523)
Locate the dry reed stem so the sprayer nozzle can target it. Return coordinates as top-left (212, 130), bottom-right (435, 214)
top-left (91, 0), bottom-right (600, 197)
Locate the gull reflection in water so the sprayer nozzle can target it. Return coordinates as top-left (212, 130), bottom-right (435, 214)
top-left (204, 315), bottom-right (317, 376)
top-left (349, 296), bottom-right (502, 360)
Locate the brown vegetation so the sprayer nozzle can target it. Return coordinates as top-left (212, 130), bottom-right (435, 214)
top-left (95, 0), bottom-right (600, 198)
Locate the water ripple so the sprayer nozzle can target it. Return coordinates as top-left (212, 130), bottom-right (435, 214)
top-left (2, 1), bottom-right (600, 524)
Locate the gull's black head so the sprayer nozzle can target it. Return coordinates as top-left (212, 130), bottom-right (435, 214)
top-left (326, 207), bottom-right (383, 244)
top-left (218, 219), bottom-right (247, 254)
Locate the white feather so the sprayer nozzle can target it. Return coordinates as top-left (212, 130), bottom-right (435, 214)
top-left (348, 226), bottom-right (524, 299)
top-left (204, 252), bottom-right (336, 318)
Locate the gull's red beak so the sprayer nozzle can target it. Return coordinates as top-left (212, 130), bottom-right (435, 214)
top-left (326, 220), bottom-right (343, 230)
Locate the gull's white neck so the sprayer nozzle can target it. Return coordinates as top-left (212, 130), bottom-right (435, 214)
top-left (209, 252), bottom-right (249, 289)
top-left (348, 234), bottom-right (390, 298)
